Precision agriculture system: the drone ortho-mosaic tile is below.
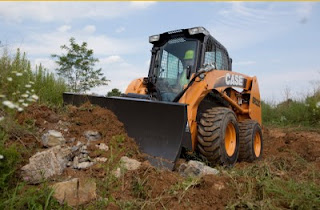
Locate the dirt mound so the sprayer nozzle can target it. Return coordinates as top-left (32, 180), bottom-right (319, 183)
top-left (263, 127), bottom-right (320, 165)
top-left (17, 103), bottom-right (140, 162)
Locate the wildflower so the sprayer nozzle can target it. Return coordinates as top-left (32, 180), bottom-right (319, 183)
top-left (18, 99), bottom-right (24, 103)
top-left (16, 73), bottom-right (23, 76)
top-left (31, 89), bottom-right (35, 92)
top-left (0, 116), bottom-right (4, 121)
top-left (27, 98), bottom-right (34, 102)
top-left (0, 154), bottom-right (4, 160)
top-left (25, 84), bottom-right (32, 88)
top-left (22, 103), bottom-right (28, 107)
top-left (7, 77), bottom-right (12, 82)
top-left (29, 81), bottom-right (35, 85)
top-left (21, 94), bottom-right (28, 98)
top-left (12, 92), bottom-right (16, 96)
top-left (17, 107), bottom-right (24, 112)
top-left (0, 94), bottom-right (5, 98)
top-left (11, 71), bottom-right (17, 74)
top-left (317, 102), bottom-right (320, 108)
top-left (2, 100), bottom-right (15, 109)
top-left (26, 90), bottom-right (30, 94)
top-left (31, 94), bottom-right (39, 100)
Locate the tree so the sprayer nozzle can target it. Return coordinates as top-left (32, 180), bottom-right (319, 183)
top-left (107, 88), bottom-right (122, 97)
top-left (52, 37), bottom-right (109, 93)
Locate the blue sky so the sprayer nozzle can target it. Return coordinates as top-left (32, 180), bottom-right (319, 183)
top-left (0, 1), bottom-right (319, 102)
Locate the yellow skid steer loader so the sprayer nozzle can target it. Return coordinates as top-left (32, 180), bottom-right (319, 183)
top-left (63, 27), bottom-right (263, 169)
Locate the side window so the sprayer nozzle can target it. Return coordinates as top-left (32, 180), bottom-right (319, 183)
top-left (216, 49), bottom-right (223, 70)
top-left (203, 38), bottom-right (216, 69)
top-left (159, 50), bottom-right (183, 84)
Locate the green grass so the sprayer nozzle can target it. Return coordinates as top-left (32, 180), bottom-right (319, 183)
top-left (262, 91), bottom-right (320, 129)
top-left (226, 156), bottom-right (320, 210)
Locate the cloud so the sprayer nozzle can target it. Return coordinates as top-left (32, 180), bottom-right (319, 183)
top-left (90, 56), bottom-right (146, 95)
top-left (57, 25), bottom-right (71, 33)
top-left (115, 27), bottom-right (125, 33)
top-left (210, 2), bottom-right (315, 51)
top-left (0, 2), bottom-right (156, 22)
top-left (83, 25), bottom-right (96, 34)
top-left (32, 58), bottom-right (57, 73)
top-left (13, 28), bottom-right (146, 57)
top-left (100, 55), bottom-right (124, 64)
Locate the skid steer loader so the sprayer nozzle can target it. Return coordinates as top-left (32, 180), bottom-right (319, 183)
top-left (63, 27), bottom-right (263, 170)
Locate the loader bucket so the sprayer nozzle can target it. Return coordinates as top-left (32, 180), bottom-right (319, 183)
top-left (63, 93), bottom-right (188, 170)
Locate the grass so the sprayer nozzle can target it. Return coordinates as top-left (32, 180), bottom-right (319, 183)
top-left (262, 90), bottom-right (320, 129)
top-left (226, 156), bottom-right (320, 210)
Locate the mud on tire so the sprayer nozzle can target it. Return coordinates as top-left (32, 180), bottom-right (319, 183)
top-left (238, 120), bottom-right (263, 162)
top-left (197, 107), bottom-right (239, 166)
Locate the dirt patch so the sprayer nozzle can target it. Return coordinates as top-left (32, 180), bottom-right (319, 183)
top-left (263, 127), bottom-right (320, 166)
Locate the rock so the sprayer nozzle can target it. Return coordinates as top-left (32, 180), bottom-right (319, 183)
top-left (77, 162), bottom-right (95, 169)
top-left (84, 130), bottom-right (101, 141)
top-left (95, 143), bottom-right (109, 151)
top-left (72, 156), bottom-right (79, 168)
top-left (52, 178), bottom-right (96, 206)
top-left (41, 130), bottom-right (65, 147)
top-left (94, 157), bottom-right (108, 162)
top-left (80, 145), bottom-right (89, 154)
top-left (178, 160), bottom-right (219, 177)
top-left (113, 167), bottom-right (121, 178)
top-left (120, 156), bottom-right (141, 171)
top-left (21, 146), bottom-right (72, 184)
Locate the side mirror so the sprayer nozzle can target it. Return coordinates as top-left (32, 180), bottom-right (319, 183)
top-left (186, 65), bottom-right (192, 80)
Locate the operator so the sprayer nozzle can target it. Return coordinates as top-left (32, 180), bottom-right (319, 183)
top-left (179, 49), bottom-right (195, 88)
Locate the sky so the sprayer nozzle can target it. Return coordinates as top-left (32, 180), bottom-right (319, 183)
top-left (0, 1), bottom-right (319, 102)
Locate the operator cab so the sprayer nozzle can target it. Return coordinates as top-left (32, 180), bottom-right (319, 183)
top-left (148, 26), bottom-right (232, 102)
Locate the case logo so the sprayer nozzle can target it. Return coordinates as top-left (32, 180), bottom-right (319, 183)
top-left (225, 73), bottom-right (244, 87)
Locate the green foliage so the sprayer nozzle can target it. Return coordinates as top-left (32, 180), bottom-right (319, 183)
top-left (262, 91), bottom-right (320, 128)
top-left (0, 48), bottom-right (67, 110)
top-left (0, 182), bottom-right (66, 210)
top-left (52, 37), bottom-right (109, 93)
top-left (0, 129), bottom-right (21, 191)
top-left (107, 88), bottom-right (122, 97)
top-left (33, 64), bottom-right (67, 106)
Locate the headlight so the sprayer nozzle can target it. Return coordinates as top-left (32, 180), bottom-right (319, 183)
top-left (149, 35), bottom-right (160, 43)
top-left (188, 27), bottom-right (209, 36)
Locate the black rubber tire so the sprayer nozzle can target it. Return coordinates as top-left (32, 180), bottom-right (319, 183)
top-left (238, 120), bottom-right (263, 162)
top-left (197, 107), bottom-right (240, 166)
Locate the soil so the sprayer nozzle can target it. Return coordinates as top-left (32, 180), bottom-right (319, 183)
top-left (11, 104), bottom-right (320, 209)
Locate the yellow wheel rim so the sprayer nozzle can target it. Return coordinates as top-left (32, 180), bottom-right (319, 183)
top-left (225, 122), bottom-right (236, 156)
top-left (254, 132), bottom-right (261, 157)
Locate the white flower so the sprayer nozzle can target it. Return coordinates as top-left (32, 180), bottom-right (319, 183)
top-left (31, 94), bottom-right (39, 100)
top-left (12, 92), bottom-right (16, 96)
top-left (21, 94), bottom-right (28, 98)
top-left (7, 77), bottom-right (12, 82)
top-left (0, 94), bottom-right (5, 98)
top-left (0, 154), bottom-right (4, 160)
top-left (18, 99), bottom-right (24, 103)
top-left (0, 116), bottom-right (4, 122)
top-left (22, 103), bottom-right (28, 107)
top-left (16, 73), bottom-right (23, 76)
top-left (11, 71), bottom-right (17, 74)
top-left (17, 107), bottom-right (24, 112)
top-left (29, 81), bottom-right (35, 85)
top-left (31, 89), bottom-right (35, 92)
top-left (2, 100), bottom-right (15, 109)
top-left (27, 98), bottom-right (34, 102)
top-left (316, 101), bottom-right (320, 108)
top-left (25, 84), bottom-right (31, 88)
top-left (26, 90), bottom-right (30, 94)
